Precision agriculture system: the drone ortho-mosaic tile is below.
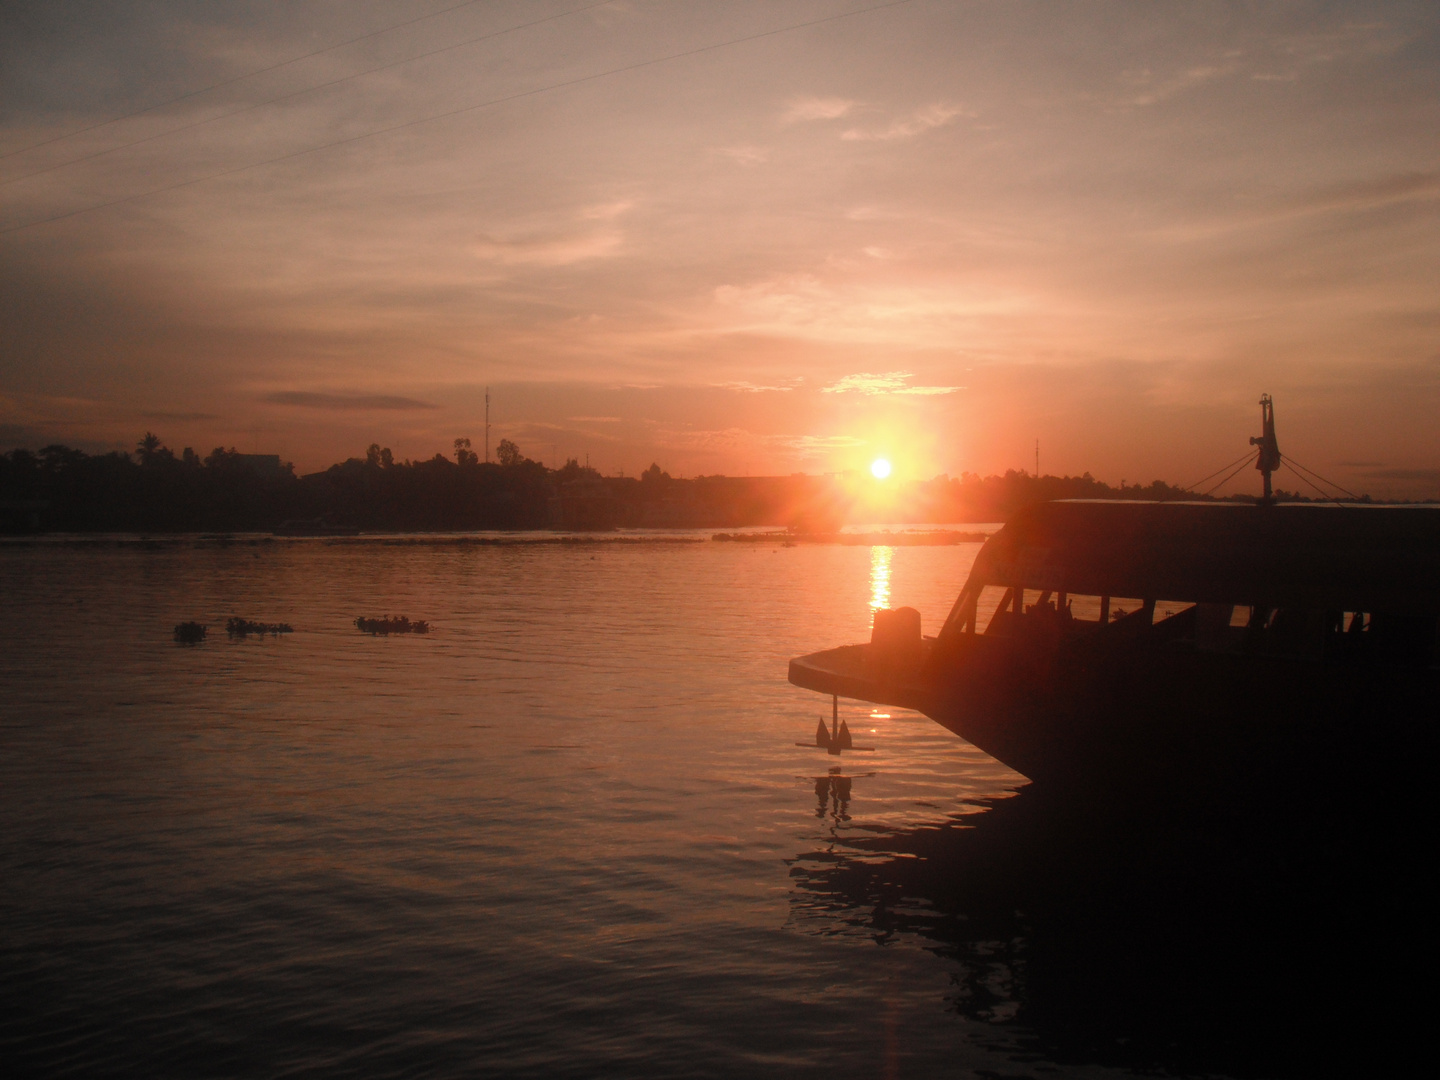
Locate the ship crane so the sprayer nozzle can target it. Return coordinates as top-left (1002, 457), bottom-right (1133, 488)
top-left (1250, 393), bottom-right (1282, 504)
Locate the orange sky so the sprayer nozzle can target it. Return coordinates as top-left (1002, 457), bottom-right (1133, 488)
top-left (2, 1), bottom-right (1437, 496)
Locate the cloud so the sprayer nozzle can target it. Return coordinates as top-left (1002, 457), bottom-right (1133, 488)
top-left (1120, 62), bottom-right (1234, 106)
top-left (715, 380), bottom-right (797, 392)
top-left (892, 384), bottom-right (966, 395)
top-left (473, 231), bottom-right (623, 266)
top-left (1149, 170), bottom-right (1440, 242)
top-left (1288, 171), bottom-right (1440, 216)
top-left (568, 415), bottom-right (623, 422)
top-left (0, 422), bottom-right (52, 448)
top-left (712, 273), bottom-right (1030, 345)
top-left (714, 146), bottom-right (768, 166)
top-left (1362, 467), bottom-right (1440, 482)
top-left (782, 96), bottom-right (855, 123)
top-left (265, 392), bottom-right (438, 411)
top-left (472, 202), bottom-right (633, 267)
top-left (841, 103), bottom-right (966, 141)
top-left (579, 200), bottom-right (635, 221)
top-left (822, 372), bottom-right (909, 393)
top-left (821, 371), bottom-right (963, 395)
top-left (142, 411), bottom-right (221, 422)
top-left (785, 433), bottom-right (867, 455)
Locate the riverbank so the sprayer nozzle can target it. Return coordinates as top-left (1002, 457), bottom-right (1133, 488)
top-left (0, 527), bottom-right (995, 549)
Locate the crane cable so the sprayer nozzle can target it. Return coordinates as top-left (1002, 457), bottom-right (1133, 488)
top-left (1150, 448), bottom-right (1258, 503)
top-left (1282, 455), bottom-right (1362, 501)
top-left (1179, 449), bottom-right (1258, 495)
top-left (1279, 463), bottom-right (1350, 507)
top-left (1197, 455), bottom-right (1258, 498)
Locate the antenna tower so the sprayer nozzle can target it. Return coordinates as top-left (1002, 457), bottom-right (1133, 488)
top-left (485, 387), bottom-right (490, 464)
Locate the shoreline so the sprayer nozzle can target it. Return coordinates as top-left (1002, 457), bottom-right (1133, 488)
top-left (0, 528), bottom-right (993, 549)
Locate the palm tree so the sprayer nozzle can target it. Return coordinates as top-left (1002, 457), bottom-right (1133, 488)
top-left (137, 432), bottom-right (162, 465)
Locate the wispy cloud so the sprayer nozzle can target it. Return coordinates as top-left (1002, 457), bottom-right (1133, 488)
top-left (713, 145), bottom-right (768, 166)
top-left (568, 415), bottom-right (623, 422)
top-left (716, 382), bottom-right (796, 393)
top-left (1150, 170), bottom-right (1440, 242)
top-left (1120, 62), bottom-right (1234, 106)
top-left (474, 231), bottom-right (623, 266)
top-left (1362, 467), bottom-right (1440, 482)
top-left (1289, 171), bottom-right (1440, 215)
top-left (784, 433), bottom-right (868, 458)
top-left (265, 392), bottom-right (438, 411)
top-left (841, 103), bottom-right (966, 141)
top-left (473, 202), bottom-right (632, 266)
top-left (782, 96), bottom-right (855, 123)
top-left (713, 274), bottom-right (1028, 345)
top-left (580, 200), bottom-right (635, 221)
top-left (821, 371), bottom-right (963, 395)
top-left (142, 411), bottom-right (221, 422)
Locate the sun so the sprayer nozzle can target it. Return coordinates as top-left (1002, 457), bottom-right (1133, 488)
top-left (870, 458), bottom-right (892, 480)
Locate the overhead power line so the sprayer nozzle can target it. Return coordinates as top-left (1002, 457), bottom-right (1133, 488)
top-left (0, 0), bottom-right (492, 163)
top-left (1, 0), bottom-right (918, 236)
top-left (1, 1), bottom-right (616, 189)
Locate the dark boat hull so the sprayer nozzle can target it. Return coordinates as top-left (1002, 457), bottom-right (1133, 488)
top-left (792, 502), bottom-right (1440, 798)
top-left (790, 633), bottom-right (1439, 799)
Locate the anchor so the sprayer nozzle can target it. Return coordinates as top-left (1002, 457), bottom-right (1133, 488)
top-left (797, 694), bottom-right (874, 755)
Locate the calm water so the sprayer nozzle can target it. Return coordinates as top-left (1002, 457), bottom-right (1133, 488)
top-left (0, 535), bottom-right (1423, 1077)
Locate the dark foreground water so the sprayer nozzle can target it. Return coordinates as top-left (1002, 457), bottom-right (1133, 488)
top-left (1, 535), bottom-right (1431, 1078)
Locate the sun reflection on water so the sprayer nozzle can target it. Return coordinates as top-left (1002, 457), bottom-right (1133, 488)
top-left (869, 545), bottom-right (893, 611)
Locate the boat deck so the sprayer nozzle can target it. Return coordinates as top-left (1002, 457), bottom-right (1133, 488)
top-left (787, 642), bottom-right (936, 716)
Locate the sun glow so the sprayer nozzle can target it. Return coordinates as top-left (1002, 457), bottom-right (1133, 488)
top-left (870, 458), bottom-right (892, 479)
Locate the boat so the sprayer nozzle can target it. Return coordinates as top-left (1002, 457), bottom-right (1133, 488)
top-left (789, 402), bottom-right (1440, 799)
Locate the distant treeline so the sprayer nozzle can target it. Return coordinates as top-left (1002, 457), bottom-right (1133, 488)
top-left (0, 433), bottom-right (1357, 534)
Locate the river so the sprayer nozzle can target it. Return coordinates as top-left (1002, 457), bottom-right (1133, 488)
top-left (0, 532), bottom-right (1419, 1077)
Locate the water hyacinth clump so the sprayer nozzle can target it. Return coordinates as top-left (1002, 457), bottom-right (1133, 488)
top-left (354, 615), bottom-right (430, 635)
top-left (173, 621), bottom-right (207, 643)
top-left (226, 617), bottom-right (294, 636)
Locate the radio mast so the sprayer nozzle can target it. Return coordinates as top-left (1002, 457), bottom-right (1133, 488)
top-left (485, 387), bottom-right (490, 464)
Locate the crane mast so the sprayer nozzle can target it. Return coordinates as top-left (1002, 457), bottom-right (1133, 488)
top-left (1249, 394), bottom-right (1281, 504)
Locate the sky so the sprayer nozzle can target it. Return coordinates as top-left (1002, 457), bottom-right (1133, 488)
top-left (2, 0), bottom-right (1437, 496)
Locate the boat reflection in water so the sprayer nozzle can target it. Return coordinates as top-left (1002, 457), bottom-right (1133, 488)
top-left (788, 769), bottom-right (1432, 1078)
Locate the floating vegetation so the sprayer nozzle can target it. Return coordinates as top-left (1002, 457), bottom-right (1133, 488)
top-left (226, 616), bottom-right (293, 637)
top-left (355, 615), bottom-right (430, 635)
top-left (173, 621), bottom-right (207, 643)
